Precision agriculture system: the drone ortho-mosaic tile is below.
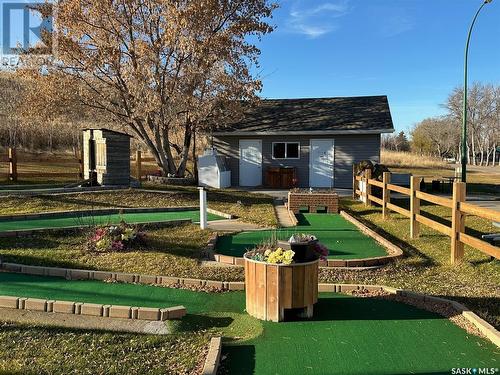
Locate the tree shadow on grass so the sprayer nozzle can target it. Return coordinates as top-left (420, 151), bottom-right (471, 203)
top-left (172, 314), bottom-right (234, 333)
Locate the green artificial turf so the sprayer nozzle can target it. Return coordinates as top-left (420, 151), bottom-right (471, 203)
top-left (223, 293), bottom-right (500, 375)
top-left (0, 272), bottom-right (244, 314)
top-left (216, 213), bottom-right (387, 260)
top-left (0, 210), bottom-right (223, 232)
top-left (0, 272), bottom-right (497, 375)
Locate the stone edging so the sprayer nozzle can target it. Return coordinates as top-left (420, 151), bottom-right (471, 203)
top-left (317, 283), bottom-right (499, 347)
top-left (209, 211), bottom-right (404, 268)
top-left (0, 261), bottom-right (246, 291)
top-left (207, 208), bottom-right (233, 220)
top-left (0, 259), bottom-right (497, 347)
top-left (287, 209), bottom-right (299, 226)
top-left (0, 295), bottom-right (186, 322)
top-left (202, 337), bottom-right (222, 375)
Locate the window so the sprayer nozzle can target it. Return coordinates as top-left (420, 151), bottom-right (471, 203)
top-left (272, 142), bottom-right (300, 159)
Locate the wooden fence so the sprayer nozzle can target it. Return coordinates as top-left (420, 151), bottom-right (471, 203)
top-left (0, 148), bottom-right (83, 182)
top-left (131, 150), bottom-right (157, 181)
top-left (353, 168), bottom-right (500, 264)
top-left (0, 148), bottom-right (159, 183)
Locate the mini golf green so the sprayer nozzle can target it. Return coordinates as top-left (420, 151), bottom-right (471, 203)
top-left (0, 272), bottom-right (497, 375)
top-left (216, 213), bottom-right (388, 260)
top-left (0, 210), bottom-right (224, 232)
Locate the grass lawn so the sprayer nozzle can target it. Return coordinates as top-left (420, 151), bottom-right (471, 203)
top-left (0, 224), bottom-right (244, 281)
top-left (0, 188), bottom-right (277, 227)
top-left (0, 272), bottom-right (497, 375)
top-left (331, 198), bottom-right (500, 329)
top-left (215, 213), bottom-right (387, 260)
top-left (0, 321), bottom-right (209, 374)
top-left (0, 210), bottom-right (223, 232)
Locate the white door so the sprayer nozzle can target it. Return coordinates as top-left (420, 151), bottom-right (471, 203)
top-left (239, 140), bottom-right (262, 186)
top-left (309, 139), bottom-right (335, 188)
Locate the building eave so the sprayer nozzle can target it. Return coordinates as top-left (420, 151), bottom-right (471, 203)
top-left (212, 128), bottom-right (395, 137)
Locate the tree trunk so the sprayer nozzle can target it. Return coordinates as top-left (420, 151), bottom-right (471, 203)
top-left (192, 128), bottom-right (198, 183)
top-left (176, 120), bottom-right (192, 177)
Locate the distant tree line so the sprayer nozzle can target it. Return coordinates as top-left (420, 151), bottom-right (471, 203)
top-left (383, 83), bottom-right (500, 166)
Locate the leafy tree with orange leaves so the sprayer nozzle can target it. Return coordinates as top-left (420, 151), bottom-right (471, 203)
top-left (19, 0), bottom-right (276, 177)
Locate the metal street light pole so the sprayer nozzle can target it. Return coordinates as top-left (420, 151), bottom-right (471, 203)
top-left (461, 0), bottom-right (493, 183)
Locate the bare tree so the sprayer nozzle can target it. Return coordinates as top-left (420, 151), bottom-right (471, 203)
top-left (18, 0), bottom-right (276, 176)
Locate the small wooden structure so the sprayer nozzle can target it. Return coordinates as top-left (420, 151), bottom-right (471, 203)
top-left (83, 129), bottom-right (131, 186)
top-left (244, 256), bottom-right (318, 322)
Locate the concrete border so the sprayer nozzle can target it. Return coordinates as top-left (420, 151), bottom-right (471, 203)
top-left (202, 337), bottom-right (222, 375)
top-left (209, 210), bottom-right (404, 268)
top-left (0, 295), bottom-right (186, 322)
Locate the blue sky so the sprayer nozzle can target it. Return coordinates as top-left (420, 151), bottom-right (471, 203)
top-left (256, 0), bottom-right (500, 132)
top-left (1, 0), bottom-right (498, 133)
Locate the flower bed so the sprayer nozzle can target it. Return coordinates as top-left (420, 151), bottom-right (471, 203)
top-left (86, 223), bottom-right (146, 253)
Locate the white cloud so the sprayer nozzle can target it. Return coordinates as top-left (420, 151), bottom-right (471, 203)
top-left (286, 1), bottom-right (349, 38)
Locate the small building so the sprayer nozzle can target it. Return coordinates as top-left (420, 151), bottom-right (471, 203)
top-left (83, 129), bottom-right (131, 186)
top-left (212, 96), bottom-right (395, 188)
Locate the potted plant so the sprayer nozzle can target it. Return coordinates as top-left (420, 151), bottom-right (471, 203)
top-left (244, 246), bottom-right (319, 322)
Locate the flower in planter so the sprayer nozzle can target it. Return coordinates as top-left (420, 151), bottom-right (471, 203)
top-left (289, 233), bottom-right (317, 243)
top-left (312, 242), bottom-right (329, 261)
top-left (247, 247), bottom-right (295, 265)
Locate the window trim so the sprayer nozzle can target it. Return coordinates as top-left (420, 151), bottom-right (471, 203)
top-left (271, 142), bottom-right (300, 160)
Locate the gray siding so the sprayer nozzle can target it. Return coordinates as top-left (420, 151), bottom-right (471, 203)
top-left (213, 134), bottom-right (380, 189)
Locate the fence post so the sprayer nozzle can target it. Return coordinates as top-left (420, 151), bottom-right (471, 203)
top-left (364, 169), bottom-right (372, 207)
top-left (410, 176), bottom-right (421, 239)
top-left (8, 147), bottom-right (17, 182)
top-left (135, 150), bottom-right (142, 181)
top-left (352, 164), bottom-right (357, 199)
top-left (451, 182), bottom-right (466, 264)
top-left (76, 148), bottom-right (84, 179)
top-left (382, 172), bottom-right (391, 219)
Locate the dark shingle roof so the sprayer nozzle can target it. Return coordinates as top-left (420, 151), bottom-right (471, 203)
top-left (214, 96), bottom-right (394, 134)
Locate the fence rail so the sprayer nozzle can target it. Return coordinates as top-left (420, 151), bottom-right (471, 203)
top-left (1, 148), bottom-right (160, 183)
top-left (353, 167), bottom-right (500, 264)
top-left (0, 148), bottom-right (83, 182)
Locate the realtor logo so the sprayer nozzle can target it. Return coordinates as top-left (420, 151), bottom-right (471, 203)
top-left (1, 0), bottom-right (54, 56)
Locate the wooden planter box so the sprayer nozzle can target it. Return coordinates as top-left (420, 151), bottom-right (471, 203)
top-left (287, 191), bottom-right (339, 214)
top-left (244, 256), bottom-right (318, 322)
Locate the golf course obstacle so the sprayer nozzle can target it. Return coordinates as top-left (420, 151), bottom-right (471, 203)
top-left (244, 255), bottom-right (319, 322)
top-left (211, 211), bottom-right (404, 268)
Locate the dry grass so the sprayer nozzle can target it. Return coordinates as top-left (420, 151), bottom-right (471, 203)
top-left (322, 198), bottom-right (500, 329)
top-left (381, 150), bottom-right (500, 190)
top-left (381, 150), bottom-right (448, 169)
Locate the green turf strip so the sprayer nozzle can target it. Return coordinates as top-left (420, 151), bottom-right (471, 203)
top-left (223, 294), bottom-right (499, 375)
top-left (0, 272), bottom-right (497, 374)
top-left (0, 272), bottom-right (243, 314)
top-left (0, 210), bottom-right (223, 232)
top-left (216, 213), bottom-right (387, 260)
